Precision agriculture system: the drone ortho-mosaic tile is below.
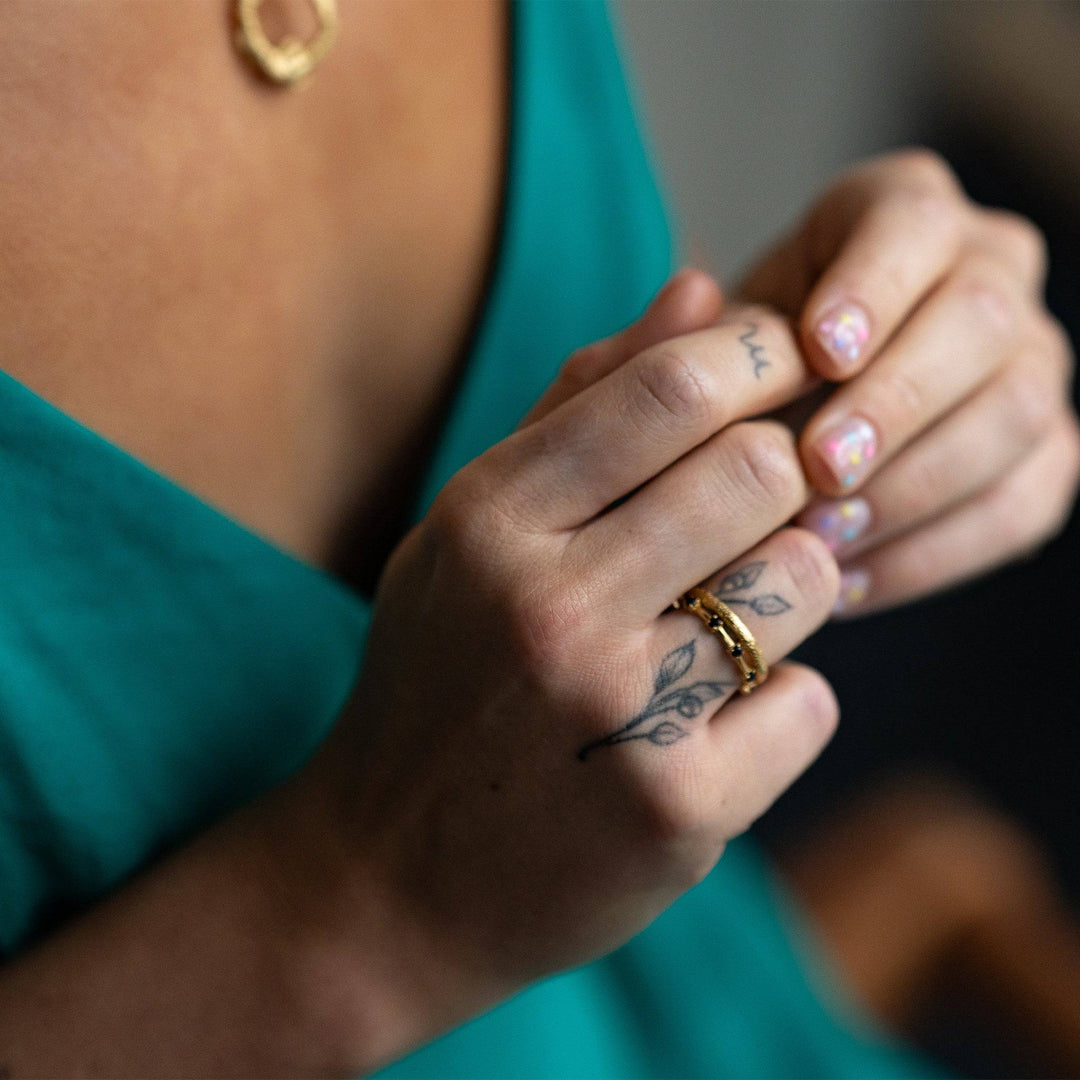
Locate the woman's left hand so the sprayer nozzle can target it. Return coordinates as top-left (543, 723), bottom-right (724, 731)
top-left (738, 147), bottom-right (1080, 615)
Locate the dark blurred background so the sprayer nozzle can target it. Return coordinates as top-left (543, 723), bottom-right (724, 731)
top-left (619, 2), bottom-right (1080, 1073)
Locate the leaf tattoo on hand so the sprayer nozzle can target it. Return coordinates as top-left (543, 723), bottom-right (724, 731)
top-left (645, 721), bottom-right (687, 747)
top-left (654, 641), bottom-right (694, 694)
top-left (577, 563), bottom-right (792, 761)
top-left (578, 639), bottom-right (733, 761)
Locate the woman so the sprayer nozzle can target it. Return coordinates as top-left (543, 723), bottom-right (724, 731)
top-left (0, 0), bottom-right (1075, 1075)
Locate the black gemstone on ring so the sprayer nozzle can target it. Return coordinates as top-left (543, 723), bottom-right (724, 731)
top-left (746, 671), bottom-right (756, 682)
top-left (708, 615), bottom-right (722, 629)
top-left (731, 645), bottom-right (743, 657)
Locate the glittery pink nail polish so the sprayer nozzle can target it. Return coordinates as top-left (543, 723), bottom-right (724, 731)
top-left (833, 568), bottom-right (870, 615)
top-left (816, 417), bottom-right (878, 490)
top-left (816, 302), bottom-right (871, 369)
top-left (799, 497), bottom-right (871, 553)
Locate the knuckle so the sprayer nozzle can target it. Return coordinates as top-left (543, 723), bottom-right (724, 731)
top-left (909, 188), bottom-right (965, 237)
top-left (789, 665), bottom-right (841, 745)
top-left (511, 596), bottom-right (582, 675)
top-left (507, 574), bottom-right (600, 675)
top-left (637, 782), bottom-right (717, 877)
top-left (893, 146), bottom-right (962, 197)
top-left (1037, 313), bottom-right (1076, 383)
top-left (946, 255), bottom-right (1017, 330)
top-left (641, 791), bottom-right (704, 849)
top-left (872, 366), bottom-right (926, 432)
top-left (896, 451), bottom-right (953, 523)
top-left (988, 210), bottom-right (1048, 284)
top-left (776, 527), bottom-right (842, 612)
top-left (428, 468), bottom-right (489, 542)
top-left (999, 365), bottom-right (1057, 447)
top-left (632, 345), bottom-right (714, 431)
top-left (722, 422), bottom-right (807, 513)
top-left (428, 465), bottom-right (525, 566)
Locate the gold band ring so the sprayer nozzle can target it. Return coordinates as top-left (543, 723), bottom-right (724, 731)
top-left (672, 587), bottom-right (768, 695)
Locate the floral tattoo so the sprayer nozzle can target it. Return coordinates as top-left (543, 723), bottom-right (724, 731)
top-left (577, 561), bottom-right (791, 760)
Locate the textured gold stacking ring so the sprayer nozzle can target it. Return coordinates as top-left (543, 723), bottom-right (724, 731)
top-left (672, 587), bottom-right (768, 695)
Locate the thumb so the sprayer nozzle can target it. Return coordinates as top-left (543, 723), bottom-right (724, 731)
top-left (516, 266), bottom-right (724, 430)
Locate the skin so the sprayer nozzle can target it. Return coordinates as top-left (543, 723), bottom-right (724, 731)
top-left (0, 1), bottom-right (1077, 1076)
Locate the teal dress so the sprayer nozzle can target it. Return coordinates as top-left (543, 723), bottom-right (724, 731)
top-left (0, 2), bottom-right (948, 1075)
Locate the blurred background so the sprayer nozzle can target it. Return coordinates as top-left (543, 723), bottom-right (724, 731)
top-left (616, 2), bottom-right (1080, 1074)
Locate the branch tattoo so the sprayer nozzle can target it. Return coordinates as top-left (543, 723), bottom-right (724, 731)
top-left (577, 562), bottom-right (791, 761)
top-left (739, 322), bottom-right (770, 379)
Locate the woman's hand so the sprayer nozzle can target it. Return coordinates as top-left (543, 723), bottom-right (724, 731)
top-left (736, 147), bottom-right (1080, 615)
top-left (301, 273), bottom-right (843, 1068)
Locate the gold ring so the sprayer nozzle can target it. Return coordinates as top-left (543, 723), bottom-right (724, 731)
top-left (672, 587), bottom-right (768, 695)
top-left (234, 0), bottom-right (339, 87)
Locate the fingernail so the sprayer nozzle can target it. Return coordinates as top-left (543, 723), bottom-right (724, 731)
top-left (815, 416), bottom-right (878, 490)
top-left (833, 568), bottom-right (870, 615)
top-left (816, 301), bottom-right (871, 370)
top-left (800, 497), bottom-right (872, 553)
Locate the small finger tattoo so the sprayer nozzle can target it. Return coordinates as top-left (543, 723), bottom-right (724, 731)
top-left (739, 322), bottom-right (770, 379)
top-left (713, 560), bottom-right (792, 615)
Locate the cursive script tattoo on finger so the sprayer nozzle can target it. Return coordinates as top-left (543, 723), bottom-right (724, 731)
top-left (739, 322), bottom-right (770, 379)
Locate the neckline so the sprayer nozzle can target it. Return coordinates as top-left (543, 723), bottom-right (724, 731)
top-left (0, 0), bottom-right (520, 619)
top-left (274, 0), bottom-right (521, 610)
top-left (357, 0), bottom-right (519, 603)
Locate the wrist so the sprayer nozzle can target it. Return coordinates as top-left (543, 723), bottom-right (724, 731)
top-left (246, 762), bottom-right (508, 1076)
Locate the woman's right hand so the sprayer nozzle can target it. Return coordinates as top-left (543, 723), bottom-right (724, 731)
top-left (300, 269), bottom-right (844, 1064)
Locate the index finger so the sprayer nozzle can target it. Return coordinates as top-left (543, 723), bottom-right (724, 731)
top-left (475, 305), bottom-right (816, 533)
top-left (517, 267), bottom-right (724, 431)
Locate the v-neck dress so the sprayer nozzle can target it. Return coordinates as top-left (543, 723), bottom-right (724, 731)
top-left (0, 1), bottom-right (948, 1075)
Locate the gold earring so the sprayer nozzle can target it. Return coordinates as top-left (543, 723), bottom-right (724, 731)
top-left (234, 0), bottom-right (339, 87)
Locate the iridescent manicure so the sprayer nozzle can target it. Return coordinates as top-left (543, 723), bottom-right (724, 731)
top-left (833, 568), bottom-right (870, 615)
top-left (816, 301), bottom-right (871, 370)
top-left (816, 416), bottom-right (878, 490)
top-left (800, 497), bottom-right (871, 553)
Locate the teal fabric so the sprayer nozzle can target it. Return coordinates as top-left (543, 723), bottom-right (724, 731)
top-left (0, 0), bottom-right (949, 1075)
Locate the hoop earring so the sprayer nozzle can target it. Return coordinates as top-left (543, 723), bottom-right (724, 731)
top-left (234, 0), bottom-right (339, 87)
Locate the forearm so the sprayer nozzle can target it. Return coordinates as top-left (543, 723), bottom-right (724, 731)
top-left (0, 766), bottom-right (476, 1078)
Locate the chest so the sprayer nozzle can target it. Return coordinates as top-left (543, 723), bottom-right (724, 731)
top-left (0, 0), bottom-right (509, 598)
